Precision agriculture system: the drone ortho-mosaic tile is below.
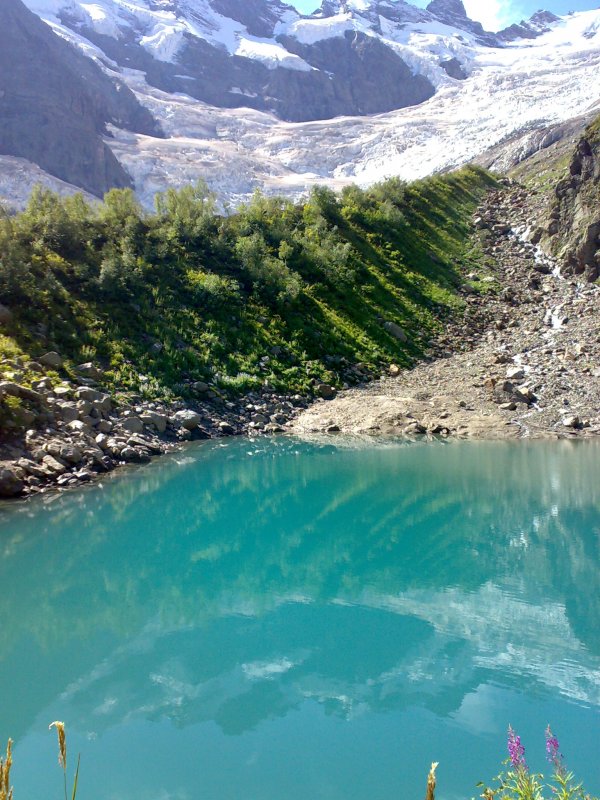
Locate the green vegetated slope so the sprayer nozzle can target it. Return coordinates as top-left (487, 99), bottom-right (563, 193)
top-left (0, 166), bottom-right (496, 400)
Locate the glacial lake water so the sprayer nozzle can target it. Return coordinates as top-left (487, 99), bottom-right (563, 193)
top-left (0, 437), bottom-right (599, 800)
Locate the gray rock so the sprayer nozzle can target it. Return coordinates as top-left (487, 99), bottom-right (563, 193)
top-left (93, 394), bottom-right (112, 414)
top-left (18, 385), bottom-right (45, 404)
top-left (76, 400), bottom-right (93, 417)
top-left (384, 321), bottom-right (408, 342)
top-left (317, 384), bottom-right (337, 400)
top-left (120, 417), bottom-right (144, 434)
top-left (66, 420), bottom-right (91, 433)
top-left (173, 410), bottom-right (202, 430)
top-left (61, 446), bottom-right (83, 465)
top-left (76, 362), bottom-right (102, 380)
top-left (75, 387), bottom-right (104, 402)
top-left (192, 381), bottom-right (210, 393)
top-left (96, 419), bottom-right (114, 434)
top-left (33, 377), bottom-right (53, 392)
top-left (57, 403), bottom-right (79, 423)
top-left (39, 351), bottom-right (63, 368)
top-left (42, 455), bottom-right (68, 475)
top-left (0, 465), bottom-right (24, 496)
top-left (506, 366), bottom-right (525, 380)
top-left (17, 458), bottom-right (50, 479)
top-left (140, 412), bottom-right (167, 433)
top-left (563, 415), bottom-right (581, 429)
top-left (95, 434), bottom-right (110, 450)
top-left (0, 381), bottom-right (21, 398)
top-left (119, 446), bottom-right (140, 462)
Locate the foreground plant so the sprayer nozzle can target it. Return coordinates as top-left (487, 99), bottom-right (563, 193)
top-left (0, 740), bottom-right (12, 800)
top-left (479, 726), bottom-right (598, 800)
top-left (49, 721), bottom-right (80, 800)
top-left (426, 762), bottom-right (439, 800)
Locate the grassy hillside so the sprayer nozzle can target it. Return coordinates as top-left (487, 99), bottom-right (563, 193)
top-left (0, 167), bottom-right (496, 403)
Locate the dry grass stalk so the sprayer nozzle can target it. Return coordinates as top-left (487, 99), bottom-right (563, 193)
top-left (49, 722), bottom-right (67, 770)
top-left (425, 761), bottom-right (439, 800)
top-left (0, 739), bottom-right (13, 800)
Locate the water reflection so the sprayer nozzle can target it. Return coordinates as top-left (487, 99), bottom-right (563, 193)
top-left (0, 438), bottom-right (599, 795)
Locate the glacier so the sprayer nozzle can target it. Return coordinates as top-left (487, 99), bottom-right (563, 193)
top-left (8, 0), bottom-right (600, 208)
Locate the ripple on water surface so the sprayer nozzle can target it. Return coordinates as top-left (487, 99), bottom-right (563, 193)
top-left (0, 437), bottom-right (599, 800)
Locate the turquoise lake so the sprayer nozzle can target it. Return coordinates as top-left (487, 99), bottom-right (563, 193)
top-left (0, 437), bottom-right (599, 800)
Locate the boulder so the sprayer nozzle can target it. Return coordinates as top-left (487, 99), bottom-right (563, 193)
top-left (506, 366), bottom-right (525, 381)
top-left (96, 419), bottom-right (114, 434)
top-left (95, 433), bottom-right (110, 450)
top-left (76, 400), bottom-right (93, 417)
top-left (316, 384), bottom-right (337, 400)
top-left (75, 387), bottom-right (104, 402)
top-left (563, 415), bottom-right (581, 429)
top-left (66, 420), bottom-right (91, 433)
top-left (17, 458), bottom-right (50, 479)
top-left (119, 446), bottom-right (141, 462)
top-left (120, 417), bottom-right (144, 434)
top-left (76, 362), bottom-right (102, 380)
top-left (140, 412), bottom-right (167, 433)
top-left (61, 446), bottom-right (83, 465)
top-left (39, 351), bottom-right (63, 368)
top-left (57, 403), bottom-right (79, 423)
top-left (0, 464), bottom-right (24, 497)
top-left (33, 377), bottom-right (53, 392)
top-left (0, 381), bottom-right (21, 398)
top-left (384, 321), bottom-right (408, 342)
top-left (18, 385), bottom-right (45, 404)
top-left (173, 410), bottom-right (202, 431)
top-left (192, 381), bottom-right (210, 393)
top-left (92, 394), bottom-right (112, 414)
top-left (42, 455), bottom-right (68, 475)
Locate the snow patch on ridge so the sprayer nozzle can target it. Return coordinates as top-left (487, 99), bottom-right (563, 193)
top-left (235, 37), bottom-right (312, 71)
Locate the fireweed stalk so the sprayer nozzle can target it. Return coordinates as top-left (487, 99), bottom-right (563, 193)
top-left (479, 727), bottom-right (598, 800)
top-left (545, 727), bottom-right (590, 800)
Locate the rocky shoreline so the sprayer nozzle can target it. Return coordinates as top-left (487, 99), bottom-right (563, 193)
top-left (293, 183), bottom-right (600, 440)
top-left (0, 361), bottom-right (309, 499)
top-left (2, 181), bottom-right (598, 500)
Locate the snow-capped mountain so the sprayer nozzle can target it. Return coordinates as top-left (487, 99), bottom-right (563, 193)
top-left (21, 0), bottom-right (564, 124)
top-left (2, 0), bottom-right (600, 206)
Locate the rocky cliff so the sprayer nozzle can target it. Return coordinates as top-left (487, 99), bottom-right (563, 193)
top-left (548, 116), bottom-right (600, 282)
top-left (0, 0), bottom-right (160, 197)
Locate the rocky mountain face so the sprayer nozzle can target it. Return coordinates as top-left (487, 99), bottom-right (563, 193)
top-left (498, 10), bottom-right (561, 42)
top-left (1, 0), bottom-right (599, 207)
top-left (0, 0), bottom-right (160, 197)
top-left (425, 0), bottom-right (492, 42)
top-left (30, 0), bottom-right (444, 122)
top-left (548, 119), bottom-right (600, 282)
top-left (22, 0), bottom-right (536, 126)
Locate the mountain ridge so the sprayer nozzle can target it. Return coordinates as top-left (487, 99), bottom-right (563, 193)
top-left (1, 0), bottom-right (599, 206)
top-left (0, 0), bottom-right (161, 197)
